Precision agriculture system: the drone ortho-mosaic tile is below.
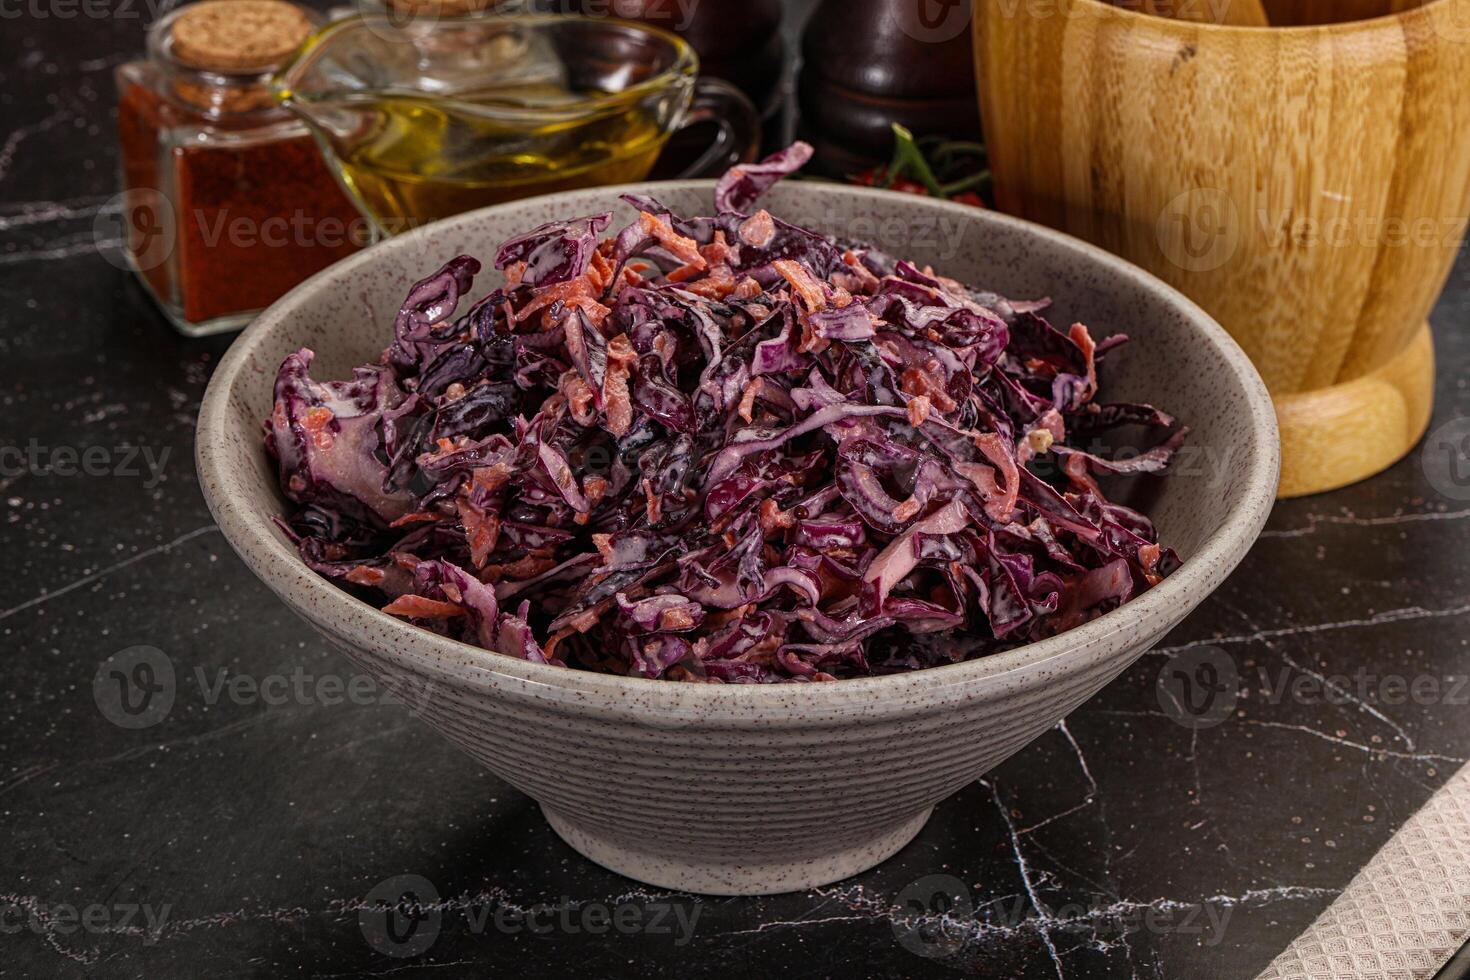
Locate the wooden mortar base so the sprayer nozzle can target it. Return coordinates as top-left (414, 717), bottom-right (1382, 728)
top-left (1275, 322), bottom-right (1434, 498)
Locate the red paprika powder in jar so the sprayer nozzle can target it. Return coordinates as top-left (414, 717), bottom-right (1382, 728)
top-left (115, 0), bottom-right (366, 336)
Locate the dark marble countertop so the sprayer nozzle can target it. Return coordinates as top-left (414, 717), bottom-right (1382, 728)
top-left (5, 4), bottom-right (1470, 979)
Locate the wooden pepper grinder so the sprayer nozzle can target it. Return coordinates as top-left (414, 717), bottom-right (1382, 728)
top-left (566, 0), bottom-right (785, 115)
top-left (799, 0), bottom-right (981, 177)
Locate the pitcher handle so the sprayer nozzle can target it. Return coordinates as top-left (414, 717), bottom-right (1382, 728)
top-left (673, 77), bottom-right (762, 179)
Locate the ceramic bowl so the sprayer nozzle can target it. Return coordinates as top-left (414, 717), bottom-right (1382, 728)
top-left (197, 181), bottom-right (1279, 896)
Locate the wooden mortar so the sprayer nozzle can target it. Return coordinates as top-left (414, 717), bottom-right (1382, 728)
top-left (976, 0), bottom-right (1470, 497)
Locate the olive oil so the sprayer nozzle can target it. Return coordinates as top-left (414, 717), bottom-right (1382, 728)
top-left (329, 87), bottom-right (670, 233)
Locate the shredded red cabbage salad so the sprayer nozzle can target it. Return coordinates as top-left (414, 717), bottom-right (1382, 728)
top-left (265, 144), bottom-right (1187, 683)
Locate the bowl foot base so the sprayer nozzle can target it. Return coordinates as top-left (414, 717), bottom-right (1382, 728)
top-left (1276, 322), bottom-right (1435, 498)
top-left (542, 806), bottom-right (934, 896)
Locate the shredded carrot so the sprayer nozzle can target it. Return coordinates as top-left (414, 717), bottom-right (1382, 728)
top-left (382, 595), bottom-right (466, 619)
top-left (641, 477), bottom-right (662, 524)
top-left (758, 497), bottom-right (795, 533)
top-left (659, 607), bottom-right (697, 631)
top-left (906, 394), bottom-right (932, 427)
top-left (699, 230), bottom-right (734, 266)
top-left (899, 365), bottom-right (958, 412)
top-left (638, 211), bottom-right (706, 269)
top-left (731, 277), bottom-right (763, 300)
top-left (738, 210), bottom-right (776, 248)
top-left (772, 258), bottom-right (827, 313)
top-left (737, 377), bottom-right (764, 423)
top-left (388, 511), bottom-right (440, 528)
top-left (972, 432), bottom-right (1020, 521)
top-left (591, 533), bottom-right (615, 564)
top-left (587, 248), bottom-right (614, 293)
top-left (1063, 452), bottom-right (1102, 497)
top-left (797, 313), bottom-right (832, 355)
top-left (344, 565), bottom-right (386, 586)
top-left (840, 250), bottom-right (880, 291)
top-left (471, 461), bottom-right (512, 492)
top-left (456, 496), bottom-right (501, 567)
top-left (302, 406), bottom-right (334, 449)
top-left (480, 554), bottom-right (558, 583)
top-left (583, 476), bottom-right (609, 508)
top-left (559, 370), bottom-right (597, 425)
top-left (892, 496), bottom-right (922, 523)
top-left (602, 333), bottom-right (636, 437)
top-left (1139, 542), bottom-right (1164, 586)
top-left (666, 261), bottom-right (707, 283)
top-left (683, 264), bottom-right (737, 299)
top-left (515, 276), bottom-right (610, 329)
top-left (1069, 322), bottom-right (1098, 398)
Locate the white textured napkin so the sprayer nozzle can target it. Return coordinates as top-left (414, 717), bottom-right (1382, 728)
top-left (1256, 762), bottom-right (1470, 980)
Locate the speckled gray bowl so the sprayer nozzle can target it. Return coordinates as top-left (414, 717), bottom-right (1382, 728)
top-left (197, 181), bottom-right (1279, 895)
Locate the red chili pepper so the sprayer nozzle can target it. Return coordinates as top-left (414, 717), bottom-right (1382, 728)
top-left (889, 179), bottom-right (932, 195)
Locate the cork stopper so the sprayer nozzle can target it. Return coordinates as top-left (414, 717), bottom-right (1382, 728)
top-left (170, 0), bottom-right (314, 73)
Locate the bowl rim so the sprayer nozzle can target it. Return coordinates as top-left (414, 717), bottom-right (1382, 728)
top-left (1061, 0), bottom-right (1459, 34)
top-left (197, 179), bottom-right (1280, 717)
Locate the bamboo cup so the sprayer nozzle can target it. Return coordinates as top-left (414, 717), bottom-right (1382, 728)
top-left (976, 0), bottom-right (1470, 496)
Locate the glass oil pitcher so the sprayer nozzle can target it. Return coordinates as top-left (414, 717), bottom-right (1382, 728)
top-left (275, 13), bottom-right (761, 236)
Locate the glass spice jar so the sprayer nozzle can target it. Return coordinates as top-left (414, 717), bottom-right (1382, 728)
top-left (115, 0), bottom-right (366, 337)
